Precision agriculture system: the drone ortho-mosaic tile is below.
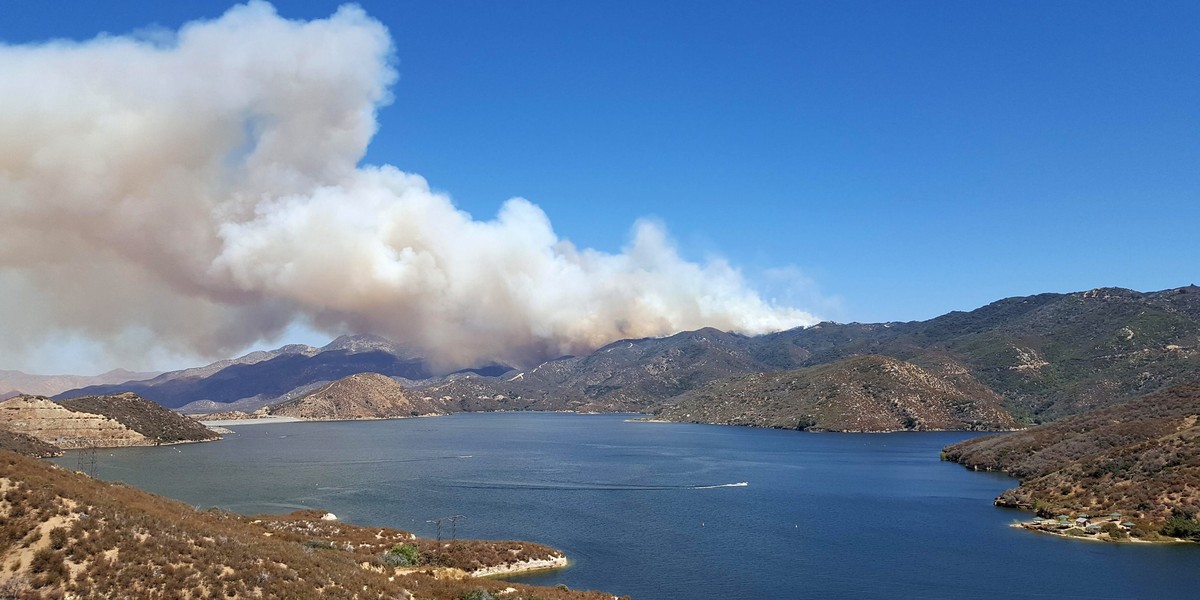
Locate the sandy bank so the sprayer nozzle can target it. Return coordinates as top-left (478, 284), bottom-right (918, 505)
top-left (471, 555), bottom-right (569, 577)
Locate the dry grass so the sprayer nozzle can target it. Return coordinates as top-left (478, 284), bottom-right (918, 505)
top-left (944, 383), bottom-right (1200, 527)
top-left (0, 451), bottom-right (624, 599)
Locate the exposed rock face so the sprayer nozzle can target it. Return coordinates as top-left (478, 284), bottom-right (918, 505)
top-left (58, 392), bottom-right (219, 443)
top-left (0, 396), bottom-right (150, 449)
top-left (268, 373), bottom-right (446, 420)
top-left (656, 355), bottom-right (1018, 432)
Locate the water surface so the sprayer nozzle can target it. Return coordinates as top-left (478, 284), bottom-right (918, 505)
top-left (59, 413), bottom-right (1200, 599)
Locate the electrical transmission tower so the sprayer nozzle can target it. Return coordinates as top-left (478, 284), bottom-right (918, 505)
top-left (76, 440), bottom-right (98, 477)
top-left (427, 515), bottom-right (464, 543)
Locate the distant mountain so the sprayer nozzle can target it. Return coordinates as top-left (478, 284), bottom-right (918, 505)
top-left (942, 383), bottom-right (1200, 535)
top-left (267, 372), bottom-right (447, 420)
top-left (0, 368), bottom-right (160, 398)
top-left (56, 335), bottom-right (432, 409)
top-left (758, 286), bottom-right (1200, 420)
top-left (415, 286), bottom-right (1200, 423)
top-left (50, 286), bottom-right (1200, 426)
top-left (414, 328), bottom-right (764, 412)
top-left (655, 355), bottom-right (1017, 432)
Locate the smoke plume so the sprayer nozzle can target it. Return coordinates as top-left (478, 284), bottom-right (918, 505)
top-left (0, 2), bottom-right (816, 373)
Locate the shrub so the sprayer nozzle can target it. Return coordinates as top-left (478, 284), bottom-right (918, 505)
top-left (1161, 515), bottom-right (1200, 540)
top-left (460, 590), bottom-right (495, 600)
top-left (387, 543), bottom-right (421, 566)
top-left (48, 528), bottom-right (68, 551)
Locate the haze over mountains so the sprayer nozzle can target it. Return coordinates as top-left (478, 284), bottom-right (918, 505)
top-left (0, 369), bottom-right (159, 400)
top-left (57, 335), bottom-right (431, 411)
top-left (29, 285), bottom-right (1199, 432)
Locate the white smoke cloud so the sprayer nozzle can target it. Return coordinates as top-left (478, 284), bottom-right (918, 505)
top-left (0, 2), bottom-right (816, 373)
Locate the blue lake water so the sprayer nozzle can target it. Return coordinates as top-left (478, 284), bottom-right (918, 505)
top-left (57, 413), bottom-right (1200, 599)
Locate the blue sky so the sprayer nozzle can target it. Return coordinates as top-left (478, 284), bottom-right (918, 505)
top-left (5, 0), bottom-right (1198, 325)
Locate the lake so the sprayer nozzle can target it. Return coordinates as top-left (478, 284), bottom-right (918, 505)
top-left (57, 413), bottom-right (1200, 599)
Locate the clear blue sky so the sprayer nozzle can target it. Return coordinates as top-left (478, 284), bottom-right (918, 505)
top-left (5, 1), bottom-right (1198, 324)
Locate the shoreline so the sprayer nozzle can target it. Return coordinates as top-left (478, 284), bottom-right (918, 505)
top-left (1008, 521), bottom-right (1195, 545)
top-left (197, 416), bottom-right (305, 427)
top-left (473, 555), bottom-right (570, 578)
top-left (632, 416), bottom-right (1021, 434)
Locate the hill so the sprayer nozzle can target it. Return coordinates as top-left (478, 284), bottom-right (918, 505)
top-left (415, 328), bottom-right (765, 412)
top-left (759, 286), bottom-right (1200, 420)
top-left (0, 450), bottom-right (622, 599)
top-left (416, 286), bottom-right (1200, 423)
top-left (0, 430), bottom-right (62, 458)
top-left (57, 335), bottom-right (433, 409)
top-left (655, 355), bottom-right (1017, 432)
top-left (44, 286), bottom-right (1200, 429)
top-left (58, 393), bottom-right (219, 444)
top-left (942, 383), bottom-right (1200, 536)
top-left (0, 393), bottom-right (218, 451)
top-left (0, 396), bottom-right (153, 449)
top-left (267, 373), bottom-right (447, 420)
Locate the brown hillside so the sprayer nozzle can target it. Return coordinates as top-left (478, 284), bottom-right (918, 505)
top-left (58, 392), bottom-right (218, 444)
top-left (656, 355), bottom-right (1018, 432)
top-left (943, 383), bottom-right (1200, 529)
top-left (0, 450), bottom-right (621, 599)
top-left (0, 396), bottom-right (150, 449)
top-left (0, 430), bottom-right (62, 458)
top-left (269, 373), bottom-right (446, 420)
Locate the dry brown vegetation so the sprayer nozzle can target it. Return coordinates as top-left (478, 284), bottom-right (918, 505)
top-left (0, 430), bottom-right (62, 458)
top-left (0, 451), bottom-right (623, 599)
top-left (943, 383), bottom-right (1200, 533)
top-left (58, 393), bottom-right (219, 443)
top-left (657, 355), bottom-right (1017, 432)
top-left (267, 373), bottom-right (447, 421)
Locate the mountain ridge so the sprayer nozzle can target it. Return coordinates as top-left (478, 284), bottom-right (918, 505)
top-left (39, 285), bottom-right (1200, 429)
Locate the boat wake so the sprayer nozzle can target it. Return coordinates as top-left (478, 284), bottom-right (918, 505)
top-left (693, 482), bottom-right (749, 489)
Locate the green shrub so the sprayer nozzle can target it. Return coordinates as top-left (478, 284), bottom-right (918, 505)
top-left (1161, 516), bottom-right (1200, 540)
top-left (387, 543), bottom-right (421, 566)
top-left (460, 590), bottom-right (495, 600)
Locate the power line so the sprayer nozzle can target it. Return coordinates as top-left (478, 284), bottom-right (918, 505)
top-left (426, 515), bottom-right (464, 543)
